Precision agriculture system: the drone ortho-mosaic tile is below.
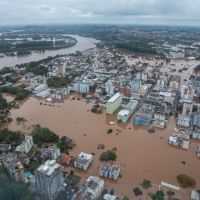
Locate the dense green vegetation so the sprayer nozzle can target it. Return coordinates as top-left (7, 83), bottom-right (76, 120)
top-left (32, 124), bottom-right (75, 152)
top-left (57, 136), bottom-right (75, 153)
top-left (25, 62), bottom-right (49, 75)
top-left (177, 174), bottom-right (196, 188)
top-left (155, 191), bottom-right (165, 200)
top-left (32, 124), bottom-right (59, 146)
top-left (16, 117), bottom-right (27, 124)
top-left (133, 187), bottom-right (143, 196)
top-left (141, 179), bottom-right (152, 189)
top-left (0, 94), bottom-right (9, 110)
top-left (0, 86), bottom-right (29, 100)
top-left (116, 41), bottom-right (157, 55)
top-left (0, 94), bottom-right (11, 125)
top-left (0, 168), bottom-right (33, 200)
top-left (122, 196), bottom-right (129, 200)
top-left (0, 129), bottom-right (24, 146)
top-left (16, 50), bottom-right (32, 56)
top-left (0, 67), bottom-right (15, 75)
top-left (91, 104), bottom-right (102, 114)
top-left (17, 55), bottom-right (60, 75)
top-left (0, 36), bottom-right (77, 53)
top-left (47, 76), bottom-right (67, 88)
top-left (100, 150), bottom-right (117, 161)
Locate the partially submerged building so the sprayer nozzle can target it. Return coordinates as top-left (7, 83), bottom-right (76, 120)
top-left (80, 176), bottom-right (104, 200)
top-left (15, 136), bottom-right (33, 154)
top-left (106, 92), bottom-right (122, 114)
top-left (74, 152), bottom-right (93, 170)
top-left (168, 128), bottom-right (190, 149)
top-left (117, 100), bottom-right (138, 123)
top-left (196, 144), bottom-right (200, 158)
top-left (133, 104), bottom-right (156, 126)
top-left (34, 160), bottom-right (64, 200)
top-left (1, 153), bottom-right (24, 182)
top-left (99, 163), bottom-right (120, 180)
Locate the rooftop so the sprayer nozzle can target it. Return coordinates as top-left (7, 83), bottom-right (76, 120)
top-left (107, 92), bottom-right (121, 103)
top-left (37, 160), bottom-right (60, 176)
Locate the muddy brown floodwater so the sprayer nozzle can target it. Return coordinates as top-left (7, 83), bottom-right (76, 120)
top-left (8, 97), bottom-right (200, 198)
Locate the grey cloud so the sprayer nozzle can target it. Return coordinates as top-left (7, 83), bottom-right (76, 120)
top-left (0, 0), bottom-right (200, 25)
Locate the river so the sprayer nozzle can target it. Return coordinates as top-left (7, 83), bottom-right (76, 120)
top-left (0, 35), bottom-right (98, 68)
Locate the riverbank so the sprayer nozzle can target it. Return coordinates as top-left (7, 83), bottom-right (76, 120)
top-left (0, 35), bottom-right (98, 68)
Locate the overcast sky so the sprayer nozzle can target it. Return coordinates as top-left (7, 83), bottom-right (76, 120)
top-left (0, 0), bottom-right (200, 26)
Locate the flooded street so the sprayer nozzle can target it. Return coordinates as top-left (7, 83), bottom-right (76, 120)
top-left (8, 97), bottom-right (200, 197)
top-left (0, 35), bottom-right (98, 68)
top-left (126, 56), bottom-right (200, 83)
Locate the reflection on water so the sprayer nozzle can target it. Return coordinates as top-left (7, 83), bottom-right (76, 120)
top-left (0, 35), bottom-right (98, 68)
top-left (8, 97), bottom-right (200, 197)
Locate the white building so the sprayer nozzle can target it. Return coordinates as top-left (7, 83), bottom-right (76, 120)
top-left (106, 93), bottom-right (122, 114)
top-left (48, 146), bottom-right (60, 160)
top-left (168, 47), bottom-right (185, 59)
top-left (33, 84), bottom-right (48, 94)
top-left (82, 176), bottom-right (104, 200)
top-left (34, 160), bottom-right (64, 200)
top-left (73, 82), bottom-right (90, 93)
top-left (74, 152), bottom-right (93, 170)
top-left (15, 136), bottom-right (33, 154)
top-left (177, 114), bottom-right (191, 127)
top-left (105, 80), bottom-right (115, 95)
top-left (103, 194), bottom-right (117, 200)
top-left (100, 163), bottom-right (121, 180)
top-left (117, 100), bottom-right (138, 123)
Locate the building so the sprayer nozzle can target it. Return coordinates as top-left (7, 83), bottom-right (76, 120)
top-left (1, 153), bottom-right (25, 182)
top-left (99, 163), bottom-right (120, 180)
top-left (192, 113), bottom-right (200, 128)
top-left (33, 84), bottom-right (48, 94)
top-left (117, 100), bottom-right (138, 123)
top-left (105, 80), bottom-right (115, 95)
top-left (40, 146), bottom-right (61, 161)
top-left (106, 92), bottom-right (122, 114)
top-left (73, 82), bottom-right (90, 93)
top-left (169, 75), bottom-right (180, 90)
top-left (130, 80), bottom-right (141, 92)
top-left (191, 190), bottom-right (200, 200)
top-left (103, 194), bottom-right (117, 200)
top-left (154, 104), bottom-right (167, 121)
top-left (168, 47), bottom-right (185, 59)
top-left (182, 102), bottom-right (193, 115)
top-left (139, 84), bottom-right (152, 96)
top-left (0, 144), bottom-right (11, 152)
top-left (196, 144), bottom-right (200, 158)
top-left (15, 136), bottom-right (33, 154)
top-left (168, 128), bottom-right (190, 149)
top-left (81, 176), bottom-right (104, 200)
top-left (191, 130), bottom-right (200, 140)
top-left (133, 104), bottom-right (155, 126)
top-left (74, 152), bottom-right (93, 170)
top-left (34, 160), bottom-right (64, 200)
top-left (177, 114), bottom-right (191, 127)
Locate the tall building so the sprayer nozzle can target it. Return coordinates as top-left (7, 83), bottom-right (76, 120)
top-left (105, 80), bottom-right (115, 95)
top-left (15, 135), bottom-right (33, 154)
top-left (81, 176), bottom-right (104, 200)
top-left (1, 153), bottom-right (24, 182)
top-left (73, 82), bottom-right (90, 93)
top-left (106, 92), bottom-right (122, 114)
top-left (34, 160), bottom-right (64, 200)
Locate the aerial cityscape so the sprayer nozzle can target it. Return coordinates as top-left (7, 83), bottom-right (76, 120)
top-left (0, 1), bottom-right (200, 200)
